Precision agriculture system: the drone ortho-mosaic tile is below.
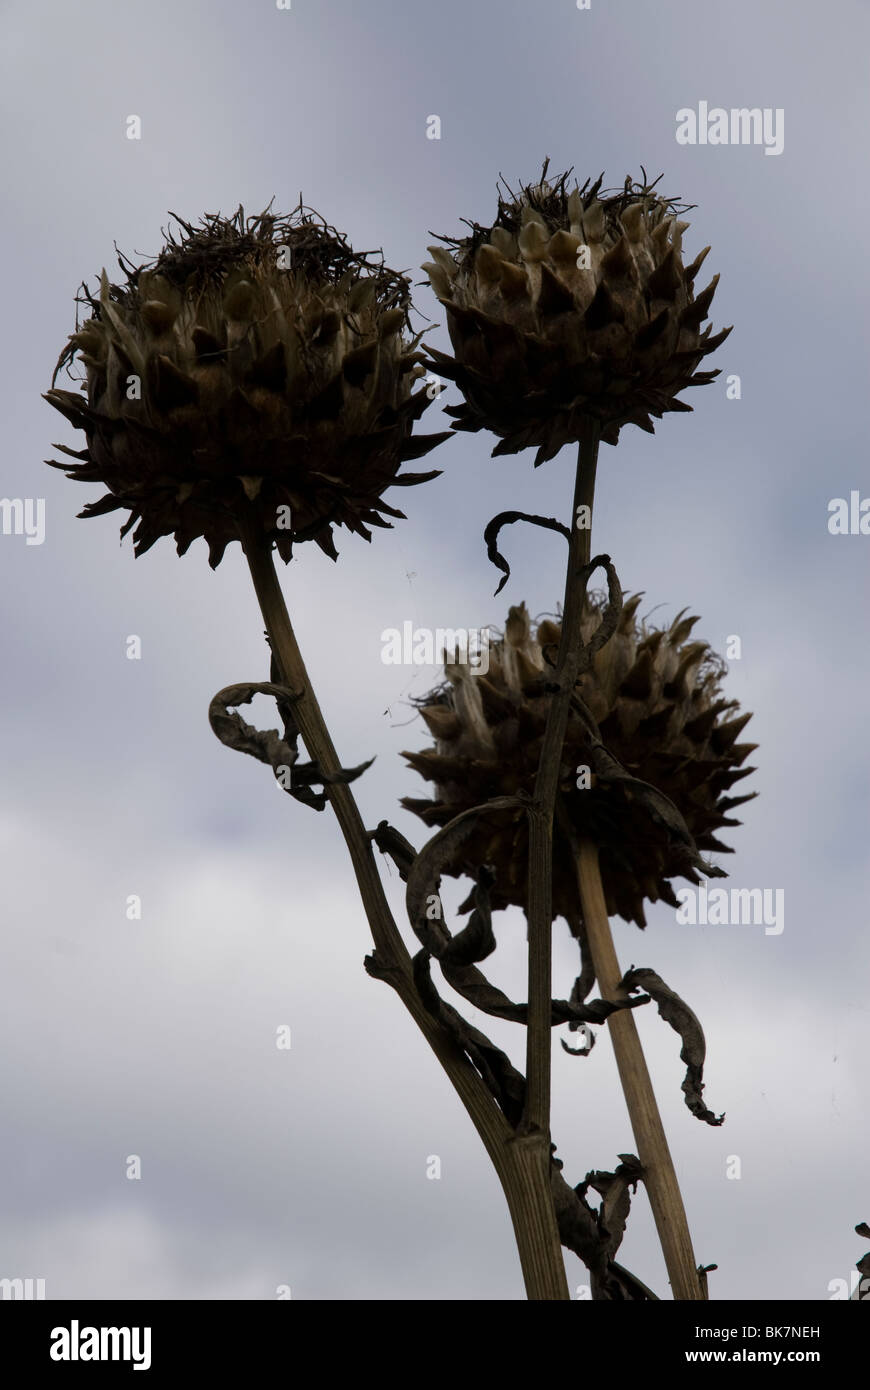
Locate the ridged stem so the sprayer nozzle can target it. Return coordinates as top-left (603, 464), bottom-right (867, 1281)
top-left (575, 840), bottom-right (704, 1300)
top-left (519, 420), bottom-right (599, 1298)
top-left (239, 516), bottom-right (568, 1300)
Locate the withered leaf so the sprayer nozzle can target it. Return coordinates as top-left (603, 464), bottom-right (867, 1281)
top-left (577, 555), bottom-right (623, 668)
top-left (578, 1154), bottom-right (645, 1263)
top-left (405, 795), bottom-right (526, 941)
top-left (209, 681), bottom-right (301, 765)
top-left (621, 966), bottom-right (724, 1126)
top-left (550, 1153), bottom-right (658, 1300)
top-left (370, 819), bottom-right (417, 880)
top-left (483, 509), bottom-right (570, 596)
top-left (410, 862), bottom-right (647, 1028)
top-left (209, 681), bottom-right (373, 811)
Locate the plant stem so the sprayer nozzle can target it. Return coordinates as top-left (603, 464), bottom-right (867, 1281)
top-left (510, 420), bottom-right (599, 1298)
top-left (238, 514), bottom-right (568, 1300)
top-left (524, 419), bottom-right (599, 1134)
top-left (575, 839), bottom-right (704, 1301)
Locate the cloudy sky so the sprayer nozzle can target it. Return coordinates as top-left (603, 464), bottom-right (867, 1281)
top-left (1, 0), bottom-right (868, 1301)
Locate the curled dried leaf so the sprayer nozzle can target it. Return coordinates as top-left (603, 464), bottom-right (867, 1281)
top-left (483, 509), bottom-right (571, 596)
top-left (209, 681), bottom-right (373, 810)
top-left (621, 966), bottom-right (724, 1126)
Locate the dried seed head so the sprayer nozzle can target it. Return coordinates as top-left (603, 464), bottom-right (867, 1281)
top-left (423, 167), bottom-right (732, 461)
top-left (46, 202), bottom-right (450, 567)
top-left (402, 596), bottom-right (756, 928)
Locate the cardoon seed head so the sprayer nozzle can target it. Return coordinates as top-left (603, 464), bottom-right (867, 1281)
top-left (46, 202), bottom-right (450, 567)
top-left (422, 166), bottom-right (731, 461)
top-left (402, 597), bottom-right (756, 928)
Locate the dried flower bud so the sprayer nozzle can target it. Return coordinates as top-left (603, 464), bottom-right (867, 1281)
top-left (402, 596), bottom-right (756, 928)
top-left (423, 168), bottom-right (732, 461)
top-left (46, 203), bottom-right (450, 567)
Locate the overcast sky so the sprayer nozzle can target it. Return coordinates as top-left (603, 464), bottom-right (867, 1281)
top-left (1, 0), bottom-right (868, 1301)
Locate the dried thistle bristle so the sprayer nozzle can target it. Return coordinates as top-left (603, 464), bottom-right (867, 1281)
top-left (402, 594), bottom-right (757, 929)
top-left (422, 164), bottom-right (732, 460)
top-left (45, 201), bottom-right (450, 567)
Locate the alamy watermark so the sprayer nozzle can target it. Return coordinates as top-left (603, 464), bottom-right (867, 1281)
top-left (50, 1320), bottom-right (151, 1371)
top-left (675, 881), bottom-right (784, 935)
top-left (0, 1276), bottom-right (45, 1300)
top-left (828, 491), bottom-right (870, 535)
top-left (381, 623), bottom-right (490, 674)
top-left (676, 103), bottom-right (784, 156)
top-left (828, 1271), bottom-right (870, 1300)
top-left (0, 497), bottom-right (45, 545)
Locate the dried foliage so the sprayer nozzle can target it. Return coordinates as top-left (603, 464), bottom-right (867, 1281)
top-left (621, 968), bottom-right (723, 1125)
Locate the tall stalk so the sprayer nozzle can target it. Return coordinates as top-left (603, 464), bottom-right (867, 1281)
top-left (524, 417), bottom-right (600, 1137)
top-left (239, 513), bottom-right (569, 1299)
top-left (514, 419), bottom-right (600, 1302)
top-left (522, 422), bottom-right (703, 1301)
top-left (575, 842), bottom-right (704, 1300)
